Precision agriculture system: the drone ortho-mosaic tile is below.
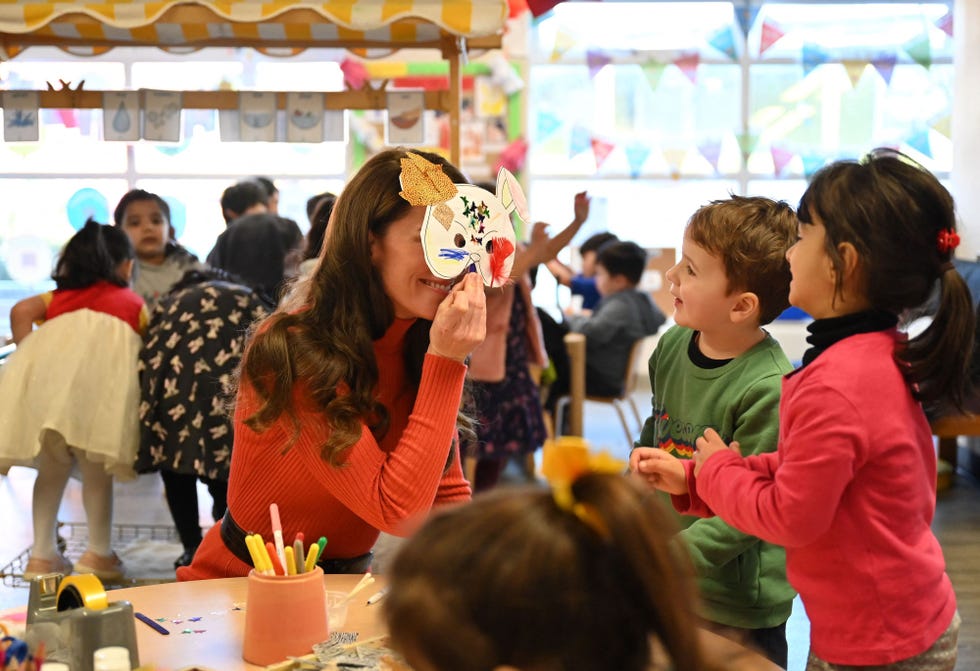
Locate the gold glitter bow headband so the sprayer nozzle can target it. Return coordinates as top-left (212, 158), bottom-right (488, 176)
top-left (398, 151), bottom-right (458, 206)
top-left (540, 437), bottom-right (626, 538)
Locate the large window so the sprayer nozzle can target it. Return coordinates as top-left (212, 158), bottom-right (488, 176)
top-left (526, 2), bottom-right (953, 309)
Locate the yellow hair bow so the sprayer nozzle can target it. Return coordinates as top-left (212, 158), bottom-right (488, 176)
top-left (540, 437), bottom-right (626, 538)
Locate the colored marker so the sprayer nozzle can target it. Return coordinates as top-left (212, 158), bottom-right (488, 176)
top-left (293, 536), bottom-right (305, 574)
top-left (266, 541), bottom-right (285, 576)
top-left (284, 545), bottom-right (297, 576)
top-left (304, 541), bottom-right (318, 573)
top-left (269, 503), bottom-right (287, 570)
top-left (256, 535), bottom-right (275, 575)
top-left (244, 534), bottom-right (264, 573)
top-left (136, 612), bottom-right (170, 635)
top-left (366, 588), bottom-right (389, 606)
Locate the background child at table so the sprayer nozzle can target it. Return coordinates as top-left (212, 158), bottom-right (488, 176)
top-left (634, 148), bottom-right (970, 670)
top-left (0, 219), bottom-right (147, 581)
top-left (630, 195), bottom-right (797, 666)
top-left (384, 473), bottom-right (725, 671)
top-left (546, 230), bottom-right (618, 313)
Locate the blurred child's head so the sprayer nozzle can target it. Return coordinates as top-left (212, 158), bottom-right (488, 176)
top-left (221, 181), bottom-right (269, 225)
top-left (384, 474), bottom-right (705, 671)
top-left (595, 240), bottom-right (647, 297)
top-left (671, 195), bottom-right (796, 329)
top-left (796, 148), bottom-right (955, 316)
top-left (253, 176), bottom-right (279, 214)
top-left (579, 231), bottom-right (618, 277)
top-left (53, 218), bottom-right (135, 290)
top-left (114, 189), bottom-right (174, 263)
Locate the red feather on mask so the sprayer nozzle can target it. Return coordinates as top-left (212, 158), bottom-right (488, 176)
top-left (489, 237), bottom-right (515, 288)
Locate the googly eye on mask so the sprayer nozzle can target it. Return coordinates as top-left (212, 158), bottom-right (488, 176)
top-left (398, 152), bottom-right (526, 288)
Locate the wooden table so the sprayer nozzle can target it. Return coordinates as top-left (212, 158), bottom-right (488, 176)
top-left (3, 573), bottom-right (782, 671)
top-left (109, 573), bottom-right (384, 670)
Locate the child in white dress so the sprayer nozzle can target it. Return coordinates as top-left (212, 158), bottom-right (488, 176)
top-left (0, 219), bottom-right (147, 580)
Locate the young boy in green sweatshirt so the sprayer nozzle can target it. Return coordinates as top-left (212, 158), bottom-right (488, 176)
top-left (629, 195), bottom-right (798, 667)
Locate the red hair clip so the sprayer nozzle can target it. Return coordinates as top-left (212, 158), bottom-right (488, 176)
top-left (937, 229), bottom-right (960, 254)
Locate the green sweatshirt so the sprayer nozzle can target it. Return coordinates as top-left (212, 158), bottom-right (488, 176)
top-left (637, 325), bottom-right (796, 629)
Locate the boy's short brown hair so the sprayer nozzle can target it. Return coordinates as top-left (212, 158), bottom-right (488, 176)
top-left (687, 195), bottom-right (797, 325)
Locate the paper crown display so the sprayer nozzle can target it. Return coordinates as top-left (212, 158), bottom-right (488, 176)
top-left (399, 152), bottom-right (525, 288)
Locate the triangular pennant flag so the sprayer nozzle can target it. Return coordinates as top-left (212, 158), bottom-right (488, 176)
top-left (673, 52), bottom-right (700, 85)
top-left (842, 60), bottom-right (867, 88)
top-left (586, 49), bottom-right (612, 79)
top-left (759, 19), bottom-right (785, 55)
top-left (871, 54), bottom-right (897, 85)
top-left (527, 0), bottom-right (562, 17)
top-left (931, 115), bottom-right (951, 139)
top-left (569, 124), bottom-right (592, 156)
top-left (698, 140), bottom-right (722, 173)
top-left (551, 29), bottom-right (576, 62)
top-left (625, 142), bottom-right (651, 178)
top-left (735, 5), bottom-right (761, 37)
top-left (906, 129), bottom-right (932, 158)
top-left (801, 153), bottom-right (826, 179)
top-left (663, 148), bottom-right (688, 174)
top-left (737, 132), bottom-right (759, 157)
top-left (537, 111), bottom-right (562, 140)
top-left (340, 57), bottom-right (369, 90)
top-left (770, 145), bottom-right (795, 176)
top-left (904, 35), bottom-right (932, 69)
top-left (708, 26), bottom-right (738, 61)
top-left (802, 43), bottom-right (830, 76)
top-left (641, 61), bottom-right (667, 91)
top-left (937, 12), bottom-right (953, 38)
top-left (591, 137), bottom-right (616, 170)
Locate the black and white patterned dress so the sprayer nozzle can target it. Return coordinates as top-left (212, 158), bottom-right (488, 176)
top-left (135, 280), bottom-right (268, 480)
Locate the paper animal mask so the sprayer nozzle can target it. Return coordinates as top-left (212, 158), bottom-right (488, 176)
top-left (399, 153), bottom-right (526, 288)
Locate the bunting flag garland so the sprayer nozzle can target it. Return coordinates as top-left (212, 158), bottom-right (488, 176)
top-left (936, 12), bottom-right (953, 38)
top-left (931, 115), bottom-right (951, 139)
top-left (625, 142), bottom-right (651, 178)
top-left (735, 5), bottom-right (761, 38)
top-left (906, 129), bottom-right (932, 158)
top-left (569, 124), bottom-right (592, 156)
top-left (641, 61), bottom-right (667, 91)
top-left (591, 137), bottom-right (615, 170)
top-left (586, 49), bottom-right (612, 79)
top-left (673, 52), bottom-right (700, 85)
top-left (770, 145), bottom-right (795, 176)
top-left (871, 54), bottom-right (897, 85)
top-left (801, 152), bottom-right (826, 179)
top-left (340, 57), bottom-right (369, 90)
top-left (708, 26), bottom-right (738, 61)
top-left (904, 35), bottom-right (932, 70)
top-left (737, 131), bottom-right (759, 158)
top-left (802, 43), bottom-right (830, 76)
top-left (537, 111), bottom-right (562, 140)
top-left (759, 19), bottom-right (785, 55)
top-left (663, 148), bottom-right (688, 176)
top-left (842, 60), bottom-right (867, 88)
top-left (698, 139), bottom-right (723, 173)
top-left (551, 29), bottom-right (576, 62)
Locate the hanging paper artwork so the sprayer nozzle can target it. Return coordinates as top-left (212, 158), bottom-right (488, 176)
top-left (399, 152), bottom-right (522, 288)
top-left (936, 12), bottom-right (953, 38)
top-left (641, 61), bottom-right (667, 91)
top-left (66, 187), bottom-right (110, 230)
top-left (802, 44), bottom-right (830, 77)
top-left (239, 91), bottom-right (276, 142)
top-left (673, 52), bottom-right (700, 85)
top-left (591, 137), bottom-right (615, 170)
top-left (708, 26), bottom-right (738, 62)
top-left (625, 142), bottom-right (651, 178)
top-left (735, 5), bottom-right (761, 37)
top-left (103, 91), bottom-right (140, 142)
top-left (142, 90), bottom-right (182, 142)
top-left (904, 35), bottom-right (932, 70)
top-left (286, 92), bottom-right (324, 143)
top-left (3, 91), bottom-right (39, 142)
top-left (770, 146), bottom-right (795, 176)
top-left (586, 50), bottom-right (612, 79)
top-left (698, 140), bottom-right (723, 173)
top-left (842, 61), bottom-right (867, 88)
top-left (386, 91), bottom-right (425, 145)
top-left (871, 54), bottom-right (897, 85)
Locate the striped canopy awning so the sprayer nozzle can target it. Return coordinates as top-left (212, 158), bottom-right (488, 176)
top-left (0, 0), bottom-right (508, 58)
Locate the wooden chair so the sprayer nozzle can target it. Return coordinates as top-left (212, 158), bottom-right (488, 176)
top-left (554, 334), bottom-right (646, 449)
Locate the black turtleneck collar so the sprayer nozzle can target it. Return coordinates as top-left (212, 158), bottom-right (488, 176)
top-left (800, 309), bottom-right (898, 368)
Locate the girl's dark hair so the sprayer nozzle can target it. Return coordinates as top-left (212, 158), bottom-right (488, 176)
top-left (799, 148), bottom-right (975, 409)
top-left (385, 474), bottom-right (711, 671)
top-left (240, 148), bottom-right (474, 465)
top-left (303, 193), bottom-right (336, 262)
top-left (52, 218), bottom-right (135, 290)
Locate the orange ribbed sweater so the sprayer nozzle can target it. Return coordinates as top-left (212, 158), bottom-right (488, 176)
top-left (178, 318), bottom-right (472, 580)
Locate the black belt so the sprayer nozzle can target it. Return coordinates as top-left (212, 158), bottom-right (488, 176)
top-left (220, 508), bottom-right (374, 575)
